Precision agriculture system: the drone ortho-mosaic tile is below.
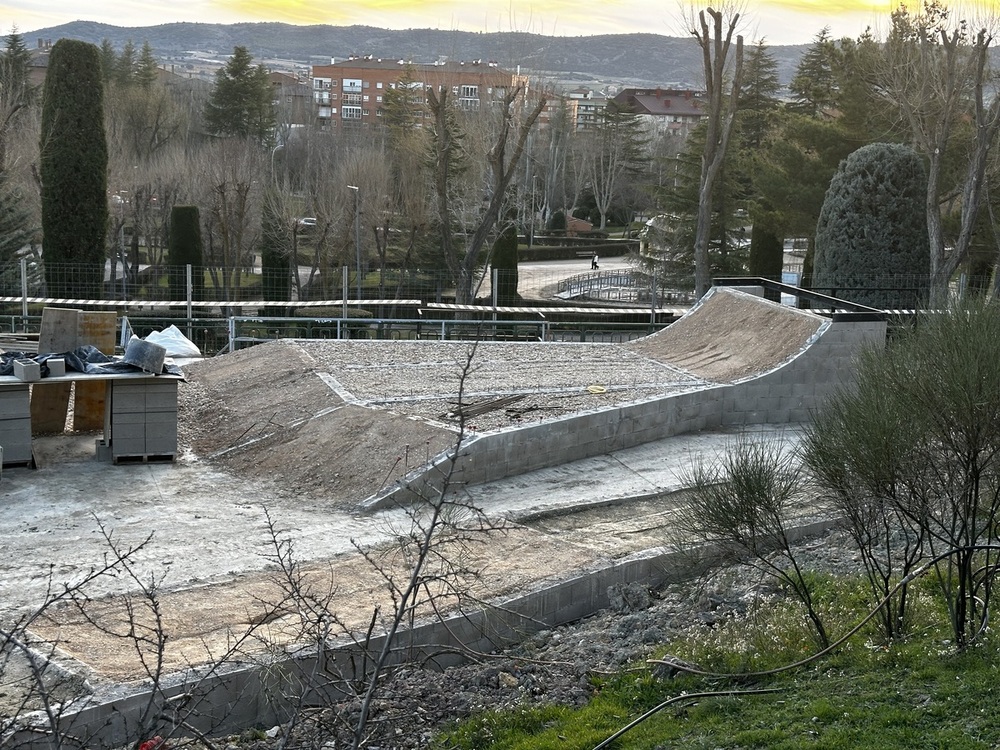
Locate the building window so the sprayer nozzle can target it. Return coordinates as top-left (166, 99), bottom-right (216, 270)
top-left (363, 81), bottom-right (370, 88)
top-left (376, 82), bottom-right (383, 89)
top-left (343, 78), bottom-right (361, 92)
top-left (362, 108), bottom-right (369, 116)
top-left (376, 108), bottom-right (383, 117)
top-left (461, 85), bottom-right (478, 98)
top-left (376, 95), bottom-right (382, 102)
top-left (343, 93), bottom-right (362, 105)
top-left (363, 95), bottom-right (369, 102)
top-left (342, 106), bottom-right (362, 119)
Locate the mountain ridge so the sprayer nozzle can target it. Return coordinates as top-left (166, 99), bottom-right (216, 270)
top-left (24, 20), bottom-right (809, 86)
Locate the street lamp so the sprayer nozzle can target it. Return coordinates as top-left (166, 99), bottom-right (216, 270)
top-left (347, 185), bottom-right (361, 301)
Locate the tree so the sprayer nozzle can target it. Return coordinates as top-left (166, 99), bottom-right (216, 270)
top-left (168, 205), bottom-right (204, 302)
top-left (788, 28), bottom-right (840, 117)
top-left (813, 142), bottom-right (930, 309)
top-left (869, 2), bottom-right (1000, 306)
top-left (0, 28), bottom-right (36, 169)
top-left (580, 103), bottom-right (647, 229)
top-left (805, 299), bottom-right (1000, 650)
top-left (738, 40), bottom-right (784, 287)
top-left (136, 40), bottom-right (158, 90)
top-left (260, 190), bottom-right (292, 303)
top-left (40, 39), bottom-right (108, 298)
top-left (203, 46), bottom-right (275, 145)
top-left (691, 7), bottom-right (744, 298)
top-left (427, 84), bottom-right (546, 306)
top-left (0, 166), bottom-right (34, 283)
top-left (490, 221), bottom-right (519, 305)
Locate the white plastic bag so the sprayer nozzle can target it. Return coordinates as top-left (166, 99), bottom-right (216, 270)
top-left (144, 325), bottom-right (202, 358)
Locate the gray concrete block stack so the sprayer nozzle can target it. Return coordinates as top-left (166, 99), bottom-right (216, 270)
top-left (0, 383), bottom-right (32, 464)
top-left (107, 379), bottom-right (179, 463)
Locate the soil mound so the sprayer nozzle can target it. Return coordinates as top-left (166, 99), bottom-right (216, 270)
top-left (627, 287), bottom-right (825, 382)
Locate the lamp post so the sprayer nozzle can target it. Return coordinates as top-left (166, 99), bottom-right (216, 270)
top-left (347, 185), bottom-right (361, 301)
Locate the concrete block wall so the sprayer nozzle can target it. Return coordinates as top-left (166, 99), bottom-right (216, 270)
top-left (368, 313), bottom-right (886, 510)
top-left (16, 518), bottom-right (837, 750)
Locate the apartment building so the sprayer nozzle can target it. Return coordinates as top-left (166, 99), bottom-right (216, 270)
top-left (310, 55), bottom-right (523, 129)
top-left (609, 87), bottom-right (707, 139)
top-left (566, 87), bottom-right (607, 131)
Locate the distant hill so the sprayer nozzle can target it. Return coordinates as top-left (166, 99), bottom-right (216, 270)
top-left (25, 21), bottom-right (808, 87)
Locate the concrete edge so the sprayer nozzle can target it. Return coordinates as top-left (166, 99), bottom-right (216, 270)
top-left (8, 517), bottom-right (841, 749)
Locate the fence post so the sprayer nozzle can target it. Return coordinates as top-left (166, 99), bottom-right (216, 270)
top-left (342, 266), bottom-right (348, 321)
top-left (20, 257), bottom-right (27, 331)
top-left (187, 264), bottom-right (193, 340)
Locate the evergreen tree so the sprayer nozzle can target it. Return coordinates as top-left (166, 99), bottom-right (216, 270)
top-left (40, 39), bottom-right (108, 298)
top-left (115, 40), bottom-right (137, 87)
top-left (739, 40), bottom-right (781, 150)
top-left (490, 222), bottom-right (519, 305)
top-left (0, 167), bottom-right (34, 274)
top-left (98, 39), bottom-right (116, 84)
top-left (0, 29), bottom-right (36, 167)
top-left (260, 193), bottom-right (291, 302)
top-left (813, 142), bottom-right (930, 309)
top-left (789, 28), bottom-right (841, 117)
top-left (737, 40), bottom-right (784, 289)
top-left (203, 46), bottom-right (275, 144)
top-left (136, 41), bottom-right (159, 90)
top-left (168, 205), bottom-right (204, 301)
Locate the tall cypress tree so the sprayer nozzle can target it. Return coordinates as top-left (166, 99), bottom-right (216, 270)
top-left (491, 223), bottom-right (519, 305)
top-left (260, 193), bottom-right (291, 303)
top-left (40, 39), bottom-right (108, 299)
top-left (168, 205), bottom-right (204, 302)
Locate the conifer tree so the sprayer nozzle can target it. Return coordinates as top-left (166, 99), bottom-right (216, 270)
top-left (813, 142), bottom-right (929, 309)
top-left (490, 222), bottom-right (519, 305)
top-left (203, 46), bottom-right (275, 144)
top-left (168, 205), bottom-right (204, 302)
top-left (40, 39), bottom-right (108, 298)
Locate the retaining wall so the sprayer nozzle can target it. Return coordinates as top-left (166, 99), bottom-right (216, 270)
top-left (11, 519), bottom-right (838, 749)
top-left (367, 292), bottom-right (886, 510)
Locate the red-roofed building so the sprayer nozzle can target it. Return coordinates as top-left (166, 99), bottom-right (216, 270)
top-left (609, 87), bottom-right (707, 140)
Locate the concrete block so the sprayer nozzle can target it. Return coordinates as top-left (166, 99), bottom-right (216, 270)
top-left (46, 358), bottom-right (65, 377)
top-left (13, 358), bottom-right (39, 382)
top-left (144, 436), bottom-right (177, 455)
top-left (112, 411), bottom-right (147, 425)
top-left (111, 391), bottom-right (146, 412)
top-left (111, 423), bottom-right (145, 441)
top-left (95, 439), bottom-right (112, 461)
top-left (0, 391), bottom-right (30, 418)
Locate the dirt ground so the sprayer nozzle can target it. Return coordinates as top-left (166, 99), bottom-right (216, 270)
top-left (2, 288), bottom-right (824, 707)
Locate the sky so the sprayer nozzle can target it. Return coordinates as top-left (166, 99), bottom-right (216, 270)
top-left (3, 0), bottom-right (998, 46)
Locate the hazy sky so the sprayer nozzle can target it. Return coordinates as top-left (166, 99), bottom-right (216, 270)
top-left (3, 1), bottom-right (997, 46)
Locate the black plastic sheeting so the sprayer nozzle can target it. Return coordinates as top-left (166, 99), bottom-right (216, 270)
top-left (0, 345), bottom-right (183, 378)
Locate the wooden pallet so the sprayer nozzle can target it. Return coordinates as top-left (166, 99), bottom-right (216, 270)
top-left (112, 454), bottom-right (175, 465)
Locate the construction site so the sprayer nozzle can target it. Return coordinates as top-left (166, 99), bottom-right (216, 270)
top-left (0, 282), bottom-right (886, 747)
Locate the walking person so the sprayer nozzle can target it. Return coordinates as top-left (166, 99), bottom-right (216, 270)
top-left (591, 254), bottom-right (599, 270)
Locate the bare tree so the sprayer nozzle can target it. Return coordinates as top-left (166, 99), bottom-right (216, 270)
top-left (428, 84), bottom-right (547, 305)
top-left (870, 3), bottom-right (1000, 306)
top-left (690, 6), bottom-right (744, 298)
top-left (199, 138), bottom-right (266, 300)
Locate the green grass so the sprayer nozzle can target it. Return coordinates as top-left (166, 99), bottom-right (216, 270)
top-left (434, 574), bottom-right (1000, 749)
